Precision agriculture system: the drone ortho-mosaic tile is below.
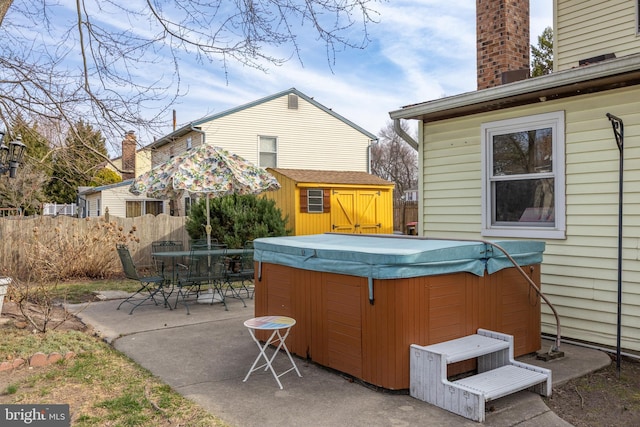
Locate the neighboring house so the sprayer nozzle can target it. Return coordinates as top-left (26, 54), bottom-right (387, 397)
top-left (79, 180), bottom-right (168, 218)
top-left (390, 0), bottom-right (640, 352)
top-left (77, 131), bottom-right (161, 218)
top-left (106, 130), bottom-right (152, 180)
top-left (149, 88), bottom-right (376, 172)
top-left (145, 88), bottom-right (378, 216)
top-left (403, 188), bottom-right (418, 202)
top-left (265, 168), bottom-right (394, 236)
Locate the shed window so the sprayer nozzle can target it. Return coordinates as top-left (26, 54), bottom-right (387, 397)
top-left (481, 111), bottom-right (565, 239)
top-left (300, 189), bottom-right (330, 213)
top-left (307, 189), bottom-right (324, 213)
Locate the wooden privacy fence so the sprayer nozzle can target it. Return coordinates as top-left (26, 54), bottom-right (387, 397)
top-left (0, 214), bottom-right (188, 279)
top-left (393, 201), bottom-right (418, 233)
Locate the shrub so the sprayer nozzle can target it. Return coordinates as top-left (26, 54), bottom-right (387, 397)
top-left (185, 194), bottom-right (289, 248)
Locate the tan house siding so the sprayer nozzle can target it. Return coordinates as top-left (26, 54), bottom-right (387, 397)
top-left (555, 0), bottom-right (639, 71)
top-left (197, 93), bottom-right (371, 171)
top-left (152, 133), bottom-right (203, 167)
top-left (107, 148), bottom-right (152, 177)
top-left (420, 85), bottom-right (640, 351)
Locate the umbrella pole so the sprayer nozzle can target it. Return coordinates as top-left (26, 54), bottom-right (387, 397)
top-left (205, 195), bottom-right (212, 250)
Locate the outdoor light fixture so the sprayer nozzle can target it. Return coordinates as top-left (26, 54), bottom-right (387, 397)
top-left (0, 132), bottom-right (26, 178)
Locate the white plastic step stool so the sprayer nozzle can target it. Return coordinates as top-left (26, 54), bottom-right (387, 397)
top-left (410, 329), bottom-right (551, 422)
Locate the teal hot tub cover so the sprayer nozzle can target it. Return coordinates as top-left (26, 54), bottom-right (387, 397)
top-left (253, 233), bottom-right (544, 280)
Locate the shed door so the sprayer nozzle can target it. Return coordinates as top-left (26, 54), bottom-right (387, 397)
top-left (356, 191), bottom-right (382, 234)
top-left (331, 190), bottom-right (357, 233)
top-left (331, 189), bottom-right (382, 234)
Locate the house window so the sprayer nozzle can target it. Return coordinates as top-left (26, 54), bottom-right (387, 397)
top-left (126, 201), bottom-right (164, 217)
top-left (185, 197), bottom-right (192, 215)
top-left (87, 200), bottom-right (91, 217)
top-left (97, 199), bottom-right (101, 217)
top-left (481, 111), bottom-right (565, 239)
top-left (307, 189), bottom-right (324, 213)
top-left (259, 136), bottom-right (277, 168)
top-left (126, 201), bottom-right (142, 218)
top-left (146, 201), bottom-right (163, 215)
top-left (186, 136), bottom-right (192, 150)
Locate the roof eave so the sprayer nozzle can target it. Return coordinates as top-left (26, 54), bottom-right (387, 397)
top-left (389, 54), bottom-right (640, 122)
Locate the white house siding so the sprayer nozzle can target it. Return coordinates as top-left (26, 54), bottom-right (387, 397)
top-left (421, 85), bottom-right (640, 352)
top-left (197, 94), bottom-right (371, 172)
top-left (555, 0), bottom-right (639, 72)
top-left (85, 185), bottom-right (168, 218)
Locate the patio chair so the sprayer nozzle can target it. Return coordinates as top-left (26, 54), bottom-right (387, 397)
top-left (175, 249), bottom-right (228, 313)
top-left (116, 244), bottom-right (168, 315)
top-left (152, 240), bottom-right (184, 284)
top-left (225, 241), bottom-right (255, 299)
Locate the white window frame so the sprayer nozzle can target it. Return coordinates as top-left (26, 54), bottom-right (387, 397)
top-left (259, 136), bottom-right (278, 168)
top-left (481, 111), bottom-right (566, 239)
top-left (307, 189), bottom-right (324, 213)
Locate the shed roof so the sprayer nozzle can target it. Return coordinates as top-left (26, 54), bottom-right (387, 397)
top-left (270, 168), bottom-right (394, 187)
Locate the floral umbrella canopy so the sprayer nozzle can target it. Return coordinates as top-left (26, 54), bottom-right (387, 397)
top-left (129, 144), bottom-right (281, 245)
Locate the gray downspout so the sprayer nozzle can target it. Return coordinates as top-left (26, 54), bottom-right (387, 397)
top-left (394, 119), bottom-right (418, 151)
top-left (367, 139), bottom-right (378, 174)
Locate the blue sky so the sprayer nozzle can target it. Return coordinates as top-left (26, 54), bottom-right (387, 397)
top-left (166, 1), bottom-right (553, 141)
top-left (6, 1), bottom-right (553, 149)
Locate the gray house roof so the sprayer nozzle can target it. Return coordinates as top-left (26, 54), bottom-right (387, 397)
top-left (149, 88), bottom-right (377, 149)
top-left (78, 179), bottom-right (134, 196)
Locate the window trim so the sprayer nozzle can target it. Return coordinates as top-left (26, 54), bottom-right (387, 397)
top-left (481, 111), bottom-right (566, 239)
top-left (307, 189), bottom-right (324, 213)
top-left (258, 135), bottom-right (278, 168)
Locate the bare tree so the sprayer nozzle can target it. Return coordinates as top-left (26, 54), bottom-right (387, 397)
top-left (0, 0), bottom-right (379, 157)
top-left (371, 120), bottom-right (418, 200)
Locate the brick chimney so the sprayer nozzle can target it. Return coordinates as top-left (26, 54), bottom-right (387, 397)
top-left (121, 130), bottom-right (137, 180)
top-left (476, 0), bottom-right (530, 90)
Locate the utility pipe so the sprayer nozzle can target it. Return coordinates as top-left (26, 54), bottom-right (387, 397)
top-left (606, 112), bottom-right (624, 375)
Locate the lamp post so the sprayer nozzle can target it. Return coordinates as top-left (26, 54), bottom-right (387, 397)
top-left (0, 132), bottom-right (27, 178)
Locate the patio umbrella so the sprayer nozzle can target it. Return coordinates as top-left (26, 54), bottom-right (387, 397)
top-left (129, 144), bottom-right (281, 247)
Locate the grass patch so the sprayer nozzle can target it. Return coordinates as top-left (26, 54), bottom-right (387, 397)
top-left (0, 327), bottom-right (102, 360)
top-left (1, 279), bottom-right (227, 426)
top-left (0, 329), bottom-right (226, 426)
top-left (49, 279), bottom-right (140, 304)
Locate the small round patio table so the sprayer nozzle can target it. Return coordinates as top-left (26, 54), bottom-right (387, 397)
top-left (243, 315), bottom-right (302, 389)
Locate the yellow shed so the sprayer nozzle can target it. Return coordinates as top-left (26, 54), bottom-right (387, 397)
top-left (266, 168), bottom-right (395, 236)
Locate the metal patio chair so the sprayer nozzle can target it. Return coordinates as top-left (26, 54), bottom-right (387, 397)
top-left (175, 248), bottom-right (228, 314)
top-left (116, 244), bottom-right (168, 315)
top-left (151, 240), bottom-right (183, 284)
top-left (225, 240), bottom-right (255, 299)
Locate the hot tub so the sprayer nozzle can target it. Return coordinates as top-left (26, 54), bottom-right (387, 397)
top-left (253, 234), bottom-right (545, 390)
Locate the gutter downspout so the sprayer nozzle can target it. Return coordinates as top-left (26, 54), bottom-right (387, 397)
top-left (394, 119), bottom-right (418, 151)
top-left (367, 139), bottom-right (378, 174)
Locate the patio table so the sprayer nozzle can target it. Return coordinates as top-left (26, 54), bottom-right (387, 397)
top-left (153, 249), bottom-right (252, 310)
top-left (243, 315), bottom-right (302, 389)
